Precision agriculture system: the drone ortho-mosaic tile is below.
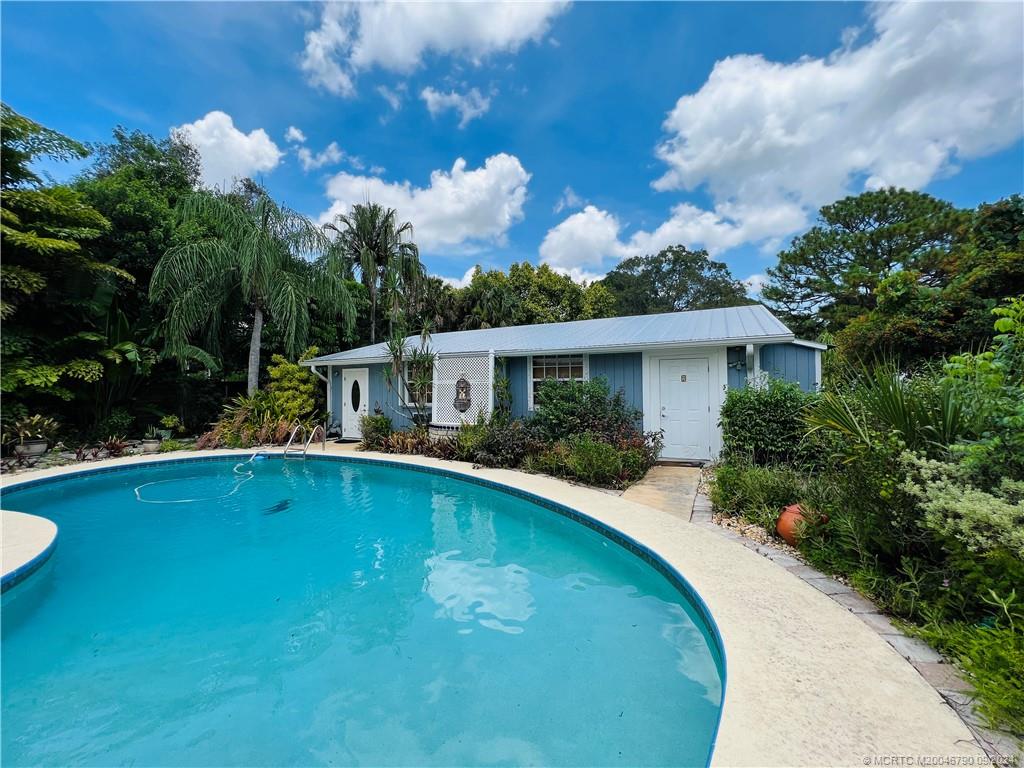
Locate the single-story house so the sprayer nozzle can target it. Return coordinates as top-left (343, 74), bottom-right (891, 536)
top-left (302, 304), bottom-right (825, 462)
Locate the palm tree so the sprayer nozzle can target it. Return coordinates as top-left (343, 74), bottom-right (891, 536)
top-left (151, 185), bottom-right (354, 395)
top-left (324, 202), bottom-right (422, 344)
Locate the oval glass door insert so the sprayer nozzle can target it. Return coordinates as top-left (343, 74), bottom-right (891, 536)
top-left (351, 379), bottom-right (361, 412)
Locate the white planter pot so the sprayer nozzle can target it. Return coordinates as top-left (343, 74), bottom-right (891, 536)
top-left (141, 439), bottom-right (162, 454)
top-left (14, 439), bottom-right (48, 457)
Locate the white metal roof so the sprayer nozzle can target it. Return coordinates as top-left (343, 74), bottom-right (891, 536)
top-left (305, 304), bottom-right (795, 365)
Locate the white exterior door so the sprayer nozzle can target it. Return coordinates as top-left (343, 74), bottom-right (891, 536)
top-left (340, 368), bottom-right (369, 440)
top-left (658, 358), bottom-right (712, 460)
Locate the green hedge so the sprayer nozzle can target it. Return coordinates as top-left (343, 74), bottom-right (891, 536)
top-left (719, 378), bottom-right (814, 465)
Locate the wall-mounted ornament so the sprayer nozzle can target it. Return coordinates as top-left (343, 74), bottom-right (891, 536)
top-left (453, 377), bottom-right (472, 413)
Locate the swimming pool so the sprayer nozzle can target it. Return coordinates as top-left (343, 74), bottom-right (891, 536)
top-left (2, 455), bottom-right (724, 767)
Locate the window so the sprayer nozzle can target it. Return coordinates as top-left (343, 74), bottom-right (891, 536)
top-left (529, 354), bottom-right (588, 410)
top-left (404, 361), bottom-right (433, 406)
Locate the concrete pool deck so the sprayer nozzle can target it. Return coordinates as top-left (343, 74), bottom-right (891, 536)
top-left (1, 509), bottom-right (58, 590)
top-left (1, 448), bottom-right (987, 767)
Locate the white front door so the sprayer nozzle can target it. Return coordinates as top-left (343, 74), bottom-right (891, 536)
top-left (658, 358), bottom-right (711, 460)
top-left (341, 368), bottom-right (369, 440)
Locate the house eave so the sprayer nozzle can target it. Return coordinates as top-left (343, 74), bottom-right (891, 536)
top-left (302, 333), bottom-right (796, 367)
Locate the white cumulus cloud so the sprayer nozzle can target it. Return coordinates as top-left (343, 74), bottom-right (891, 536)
top-left (285, 125), bottom-right (306, 143)
top-left (420, 86), bottom-right (491, 128)
top-left (651, 2), bottom-right (1023, 245)
top-left (540, 2), bottom-right (1023, 278)
top-left (553, 185), bottom-right (583, 213)
top-left (319, 153), bottom-right (531, 252)
top-left (539, 205), bottom-right (626, 274)
top-left (742, 274), bottom-right (768, 298)
top-left (297, 141), bottom-right (344, 172)
top-left (438, 266), bottom-right (478, 289)
top-left (538, 201), bottom-right (806, 278)
top-left (301, 2), bottom-right (569, 96)
top-left (171, 111), bottom-right (283, 189)
top-left (377, 84), bottom-right (404, 112)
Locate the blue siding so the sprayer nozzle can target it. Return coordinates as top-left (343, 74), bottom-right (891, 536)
top-left (331, 363), bottom-right (412, 430)
top-left (726, 346), bottom-right (747, 390)
top-left (760, 343), bottom-right (819, 392)
top-left (329, 368), bottom-right (343, 427)
top-left (589, 352), bottom-right (644, 413)
top-left (367, 363), bottom-right (413, 429)
top-left (502, 356), bottom-right (530, 420)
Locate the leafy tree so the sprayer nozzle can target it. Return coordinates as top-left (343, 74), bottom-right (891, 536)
top-left (0, 103), bottom-right (136, 425)
top-left (324, 202), bottom-right (422, 343)
top-left (72, 128), bottom-right (202, 424)
top-left (763, 188), bottom-right (966, 336)
top-left (599, 245), bottom-right (749, 316)
top-left (455, 262), bottom-right (617, 330)
top-left (834, 195), bottom-right (1023, 364)
top-left (151, 183), bottom-right (354, 395)
top-left (580, 281), bottom-right (616, 319)
top-left (457, 267), bottom-right (515, 329)
top-left (408, 275), bottom-right (457, 333)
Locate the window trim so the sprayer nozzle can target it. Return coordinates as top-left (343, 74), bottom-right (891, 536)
top-left (403, 360), bottom-right (433, 408)
top-left (527, 353), bottom-right (589, 411)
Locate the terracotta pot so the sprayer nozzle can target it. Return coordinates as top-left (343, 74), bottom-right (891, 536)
top-left (776, 503), bottom-right (805, 547)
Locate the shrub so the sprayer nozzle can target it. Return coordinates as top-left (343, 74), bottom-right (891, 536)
top-left (267, 348), bottom-right (319, 423)
top-left (474, 419), bottom-right (542, 468)
top-left (159, 414), bottom-right (186, 434)
top-left (523, 434), bottom-right (657, 489)
top-left (563, 435), bottom-right (624, 487)
top-left (806, 363), bottom-right (974, 459)
top-left (158, 438), bottom-right (188, 453)
top-left (380, 428), bottom-right (432, 455)
top-left (531, 377), bottom-right (641, 444)
top-left (943, 296), bottom-right (1024, 486)
top-left (453, 416), bottom-right (490, 462)
top-left (358, 414), bottom-right (393, 450)
top-left (196, 391), bottom-right (306, 449)
top-left (367, 380), bottom-right (661, 488)
top-left (915, 592), bottom-right (1024, 735)
top-left (719, 378), bottom-right (812, 465)
top-left (101, 435), bottom-right (129, 458)
top-left (95, 408), bottom-right (133, 442)
top-left (709, 461), bottom-right (803, 527)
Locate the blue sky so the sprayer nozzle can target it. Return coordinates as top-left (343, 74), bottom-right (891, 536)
top-left (3, 1), bottom-right (1022, 291)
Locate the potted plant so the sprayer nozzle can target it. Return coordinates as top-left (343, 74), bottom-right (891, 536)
top-left (159, 414), bottom-right (185, 440)
top-left (141, 425), bottom-right (162, 454)
top-left (777, 503), bottom-right (829, 546)
top-left (6, 415), bottom-right (60, 457)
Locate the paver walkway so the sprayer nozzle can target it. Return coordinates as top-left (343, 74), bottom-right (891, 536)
top-left (621, 464), bottom-right (700, 519)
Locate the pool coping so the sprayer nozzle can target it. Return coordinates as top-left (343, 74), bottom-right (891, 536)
top-left (0, 448), bottom-right (988, 767)
top-left (1, 509), bottom-right (58, 592)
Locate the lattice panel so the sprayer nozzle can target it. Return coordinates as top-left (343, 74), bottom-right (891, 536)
top-left (432, 354), bottom-right (492, 426)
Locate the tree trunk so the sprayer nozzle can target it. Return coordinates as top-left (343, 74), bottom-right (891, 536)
top-left (369, 287), bottom-right (377, 344)
top-left (247, 305), bottom-right (264, 396)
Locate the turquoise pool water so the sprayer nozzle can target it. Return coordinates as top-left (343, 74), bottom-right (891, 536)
top-left (1, 457), bottom-right (724, 767)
